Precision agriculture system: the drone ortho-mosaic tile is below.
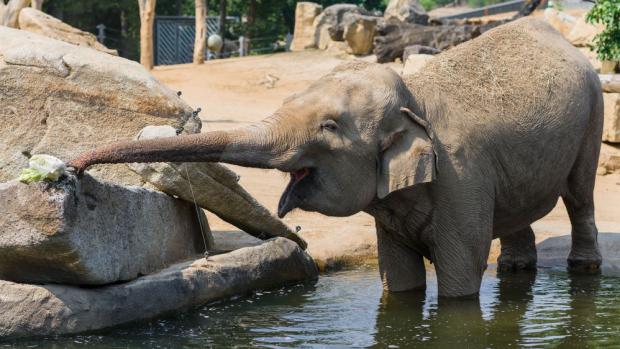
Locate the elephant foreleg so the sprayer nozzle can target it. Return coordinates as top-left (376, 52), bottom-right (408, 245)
top-left (432, 183), bottom-right (494, 298)
top-left (497, 226), bottom-right (537, 272)
top-left (376, 222), bottom-right (426, 292)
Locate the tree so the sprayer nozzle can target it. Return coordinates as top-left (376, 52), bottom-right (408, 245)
top-left (218, 0), bottom-right (226, 57)
top-left (586, 0), bottom-right (620, 62)
top-left (193, 0), bottom-right (206, 64)
top-left (138, 0), bottom-right (156, 69)
top-left (0, 0), bottom-right (30, 27)
top-left (31, 0), bottom-right (42, 10)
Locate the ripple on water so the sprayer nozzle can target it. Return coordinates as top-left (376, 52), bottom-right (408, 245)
top-left (6, 266), bottom-right (620, 348)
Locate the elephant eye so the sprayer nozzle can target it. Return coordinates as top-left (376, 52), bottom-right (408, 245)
top-left (320, 119), bottom-right (338, 132)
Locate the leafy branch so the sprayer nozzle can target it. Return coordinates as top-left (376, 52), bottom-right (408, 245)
top-left (586, 0), bottom-right (620, 61)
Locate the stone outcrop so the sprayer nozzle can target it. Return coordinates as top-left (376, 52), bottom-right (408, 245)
top-left (313, 4), bottom-right (371, 50)
top-left (129, 126), bottom-right (307, 249)
top-left (601, 74), bottom-right (620, 93)
top-left (566, 13), bottom-right (604, 47)
top-left (18, 8), bottom-right (118, 55)
top-left (290, 2), bottom-right (323, 51)
top-left (598, 143), bottom-right (620, 175)
top-left (0, 174), bottom-right (212, 286)
top-left (384, 0), bottom-right (428, 25)
top-left (0, 27), bottom-right (201, 186)
top-left (543, 8), bottom-right (576, 37)
top-left (537, 233), bottom-right (620, 276)
top-left (401, 54), bottom-right (433, 75)
top-left (343, 14), bottom-right (379, 55)
top-left (603, 93), bottom-right (620, 143)
top-left (0, 238), bottom-right (318, 339)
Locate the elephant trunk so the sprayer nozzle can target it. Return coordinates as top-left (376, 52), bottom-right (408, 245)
top-left (68, 123), bottom-right (285, 173)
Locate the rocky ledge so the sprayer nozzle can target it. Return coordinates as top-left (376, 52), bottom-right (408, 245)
top-left (0, 238), bottom-right (318, 339)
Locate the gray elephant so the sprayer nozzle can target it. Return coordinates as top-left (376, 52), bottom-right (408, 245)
top-left (69, 18), bottom-right (603, 297)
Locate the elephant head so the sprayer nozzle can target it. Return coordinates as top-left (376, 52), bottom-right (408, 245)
top-left (69, 62), bottom-right (436, 218)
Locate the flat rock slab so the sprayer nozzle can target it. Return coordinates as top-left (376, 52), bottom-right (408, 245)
top-left (0, 238), bottom-right (318, 339)
top-left (0, 27), bottom-right (200, 186)
top-left (537, 233), bottom-right (620, 276)
top-left (130, 160), bottom-right (307, 249)
top-left (18, 8), bottom-right (118, 55)
top-left (0, 174), bottom-right (211, 285)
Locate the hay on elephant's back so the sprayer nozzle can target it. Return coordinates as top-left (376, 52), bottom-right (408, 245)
top-left (404, 17), bottom-right (594, 119)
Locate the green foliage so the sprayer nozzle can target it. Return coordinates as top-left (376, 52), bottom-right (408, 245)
top-left (586, 0), bottom-right (620, 61)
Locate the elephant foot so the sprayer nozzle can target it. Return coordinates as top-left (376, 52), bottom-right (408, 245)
top-left (568, 256), bottom-right (602, 274)
top-left (567, 248), bottom-right (602, 274)
top-left (497, 253), bottom-right (537, 273)
top-left (498, 227), bottom-right (537, 273)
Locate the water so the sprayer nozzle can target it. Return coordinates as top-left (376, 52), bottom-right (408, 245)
top-left (5, 266), bottom-right (620, 348)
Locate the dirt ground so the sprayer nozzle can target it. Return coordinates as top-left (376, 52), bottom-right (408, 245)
top-left (152, 50), bottom-right (620, 267)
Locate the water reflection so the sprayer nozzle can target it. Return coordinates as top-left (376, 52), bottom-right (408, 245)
top-left (373, 270), bottom-right (537, 348)
top-left (5, 267), bottom-right (620, 349)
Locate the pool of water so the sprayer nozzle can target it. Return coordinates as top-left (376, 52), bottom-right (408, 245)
top-left (6, 266), bottom-right (620, 348)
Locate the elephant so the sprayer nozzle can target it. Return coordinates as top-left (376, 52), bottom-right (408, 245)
top-left (68, 18), bottom-right (603, 297)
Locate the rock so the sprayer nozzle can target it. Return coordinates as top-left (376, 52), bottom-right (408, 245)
top-left (212, 231), bottom-right (263, 251)
top-left (343, 14), bottom-right (379, 55)
top-left (598, 143), bottom-right (620, 175)
top-left (543, 8), bottom-right (576, 37)
top-left (601, 60), bottom-right (619, 74)
top-left (402, 44), bottom-right (440, 61)
top-left (603, 93), bottom-right (620, 143)
top-left (537, 233), bottom-right (620, 276)
top-left (401, 54), bottom-right (433, 75)
top-left (0, 174), bottom-right (212, 286)
top-left (18, 8), bottom-right (118, 55)
top-left (601, 74), bottom-right (620, 93)
top-left (0, 238), bottom-right (318, 339)
top-left (290, 2), bottom-right (323, 51)
top-left (384, 0), bottom-right (428, 25)
top-left (566, 13), bottom-right (604, 47)
top-left (313, 4), bottom-right (371, 49)
top-left (0, 27), bottom-right (201, 186)
top-left (129, 126), bottom-right (307, 249)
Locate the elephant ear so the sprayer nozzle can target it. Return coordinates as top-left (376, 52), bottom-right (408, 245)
top-left (377, 107), bottom-right (436, 199)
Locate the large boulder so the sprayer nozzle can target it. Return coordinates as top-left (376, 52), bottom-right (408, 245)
top-left (384, 0), bottom-right (428, 25)
top-left (537, 233), bottom-right (620, 276)
top-left (129, 126), bottom-right (307, 249)
top-left (18, 8), bottom-right (118, 55)
top-left (0, 174), bottom-right (212, 286)
top-left (543, 8), bottom-right (576, 37)
top-left (601, 74), bottom-right (620, 93)
top-left (402, 54), bottom-right (433, 75)
top-left (0, 27), bottom-right (201, 186)
top-left (598, 143), bottom-right (620, 175)
top-left (0, 238), bottom-right (318, 339)
top-left (313, 4), bottom-right (371, 49)
top-left (566, 13), bottom-right (604, 47)
top-left (343, 14), bottom-right (379, 55)
top-left (290, 2), bottom-right (323, 51)
top-left (603, 93), bottom-right (620, 143)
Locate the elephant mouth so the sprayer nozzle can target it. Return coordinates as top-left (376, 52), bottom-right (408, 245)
top-left (278, 167), bottom-right (311, 218)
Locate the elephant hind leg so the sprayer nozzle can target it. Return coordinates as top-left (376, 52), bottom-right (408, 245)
top-left (376, 222), bottom-right (426, 292)
top-left (562, 122), bottom-right (602, 273)
top-left (497, 226), bottom-right (537, 272)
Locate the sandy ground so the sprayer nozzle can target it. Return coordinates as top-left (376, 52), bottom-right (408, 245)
top-left (152, 50), bottom-right (620, 267)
